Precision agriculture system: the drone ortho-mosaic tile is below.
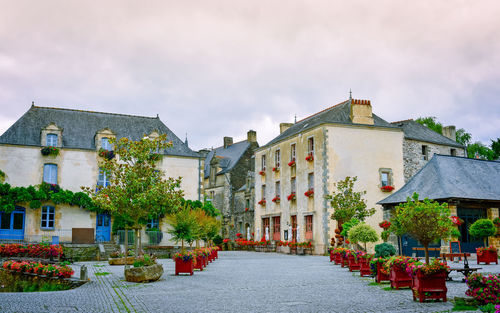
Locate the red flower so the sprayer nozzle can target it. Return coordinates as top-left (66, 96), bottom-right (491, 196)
top-left (305, 154), bottom-right (314, 162)
top-left (379, 220), bottom-right (391, 229)
top-left (449, 216), bottom-right (464, 226)
top-left (304, 189), bottom-right (314, 197)
top-left (259, 170), bottom-right (265, 176)
top-left (272, 167), bottom-right (279, 172)
top-left (288, 160), bottom-right (296, 167)
top-left (380, 185), bottom-right (395, 192)
top-left (245, 207), bottom-right (249, 212)
top-left (287, 193), bottom-right (296, 201)
top-left (258, 199), bottom-right (266, 206)
top-left (272, 196), bottom-right (280, 203)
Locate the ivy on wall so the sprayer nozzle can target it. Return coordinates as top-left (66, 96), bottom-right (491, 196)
top-left (0, 182), bottom-right (100, 213)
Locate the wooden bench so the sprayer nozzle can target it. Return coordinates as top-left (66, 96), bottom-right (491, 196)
top-left (441, 252), bottom-right (471, 262)
top-left (446, 267), bottom-right (481, 282)
top-left (412, 247), bottom-right (441, 258)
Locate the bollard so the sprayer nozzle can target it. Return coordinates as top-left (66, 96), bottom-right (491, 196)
top-left (80, 265), bottom-right (88, 281)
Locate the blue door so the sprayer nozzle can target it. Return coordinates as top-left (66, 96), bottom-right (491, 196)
top-left (0, 207), bottom-right (25, 241)
top-left (96, 213), bottom-right (111, 242)
top-left (458, 207), bottom-right (487, 253)
top-left (400, 234), bottom-right (441, 257)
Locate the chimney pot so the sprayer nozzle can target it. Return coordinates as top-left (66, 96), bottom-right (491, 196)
top-left (442, 126), bottom-right (456, 141)
top-left (350, 99), bottom-right (374, 125)
top-left (247, 130), bottom-right (257, 143)
top-left (280, 123), bottom-right (293, 134)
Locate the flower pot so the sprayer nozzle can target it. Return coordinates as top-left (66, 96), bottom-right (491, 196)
top-left (376, 263), bottom-right (390, 283)
top-left (334, 253), bottom-right (342, 265)
top-left (411, 271), bottom-right (447, 302)
top-left (341, 255), bottom-right (349, 268)
top-left (329, 251), bottom-right (335, 262)
top-left (124, 264), bottom-right (163, 283)
top-left (476, 249), bottom-right (498, 265)
top-left (175, 258), bottom-right (194, 276)
top-left (194, 256), bottom-right (204, 271)
top-left (281, 246), bottom-right (290, 254)
top-left (359, 258), bottom-right (372, 277)
top-left (348, 255), bottom-right (361, 272)
top-left (390, 266), bottom-right (412, 289)
top-left (108, 257), bottom-right (135, 265)
top-left (203, 255), bottom-right (208, 267)
top-left (297, 247), bottom-right (305, 255)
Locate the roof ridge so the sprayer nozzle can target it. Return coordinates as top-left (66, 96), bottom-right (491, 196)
top-left (296, 99), bottom-right (349, 123)
top-left (32, 105), bottom-right (158, 120)
top-left (391, 119), bottom-right (414, 124)
top-left (212, 139), bottom-right (249, 150)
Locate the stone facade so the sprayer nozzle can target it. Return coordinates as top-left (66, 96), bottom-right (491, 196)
top-left (233, 172), bottom-right (255, 238)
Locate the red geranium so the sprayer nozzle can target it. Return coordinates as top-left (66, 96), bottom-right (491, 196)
top-left (287, 193), bottom-right (296, 201)
top-left (288, 160), bottom-right (296, 167)
top-left (379, 220), bottom-right (391, 229)
top-left (380, 185), bottom-right (395, 192)
top-left (304, 189), bottom-right (314, 197)
top-left (272, 196), bottom-right (280, 203)
top-left (305, 154), bottom-right (314, 162)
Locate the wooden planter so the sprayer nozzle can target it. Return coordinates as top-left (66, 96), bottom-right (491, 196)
top-left (376, 263), bottom-right (390, 283)
top-left (329, 251), bottom-right (335, 262)
top-left (203, 255), bottom-right (208, 267)
top-left (476, 249), bottom-right (498, 265)
top-left (390, 266), bottom-right (412, 289)
top-left (341, 255), bottom-right (349, 268)
top-left (334, 253), bottom-right (342, 265)
top-left (194, 256), bottom-right (204, 271)
top-left (175, 258), bottom-right (194, 276)
top-left (348, 255), bottom-right (361, 272)
top-left (214, 249), bottom-right (218, 259)
top-left (359, 258), bottom-right (372, 277)
top-left (411, 271), bottom-right (447, 302)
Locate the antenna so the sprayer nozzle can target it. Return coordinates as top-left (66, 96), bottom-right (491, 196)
top-left (349, 89), bottom-right (352, 100)
top-left (294, 114), bottom-right (297, 123)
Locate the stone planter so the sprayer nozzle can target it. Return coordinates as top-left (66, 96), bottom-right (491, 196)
top-left (476, 249), bottom-right (498, 265)
top-left (108, 257), bottom-right (135, 265)
top-left (280, 246), bottom-right (290, 254)
top-left (390, 266), bottom-right (412, 289)
top-left (411, 271), bottom-right (447, 302)
top-left (124, 264), bottom-right (163, 283)
top-left (297, 247), bottom-right (305, 255)
top-left (376, 263), bottom-right (390, 283)
top-left (175, 258), bottom-right (194, 276)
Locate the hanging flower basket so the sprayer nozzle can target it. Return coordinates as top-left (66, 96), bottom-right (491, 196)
top-left (271, 196), bottom-right (280, 203)
top-left (304, 189), bottom-right (314, 198)
top-left (380, 185), bottom-right (395, 192)
top-left (98, 148), bottom-right (115, 160)
top-left (41, 146), bottom-right (59, 156)
top-left (258, 199), bottom-right (266, 206)
top-left (379, 220), bottom-right (391, 229)
top-left (305, 154), bottom-right (314, 162)
top-left (492, 217), bottom-right (500, 227)
top-left (288, 160), bottom-right (296, 167)
top-left (287, 193), bottom-right (296, 201)
top-left (259, 170), bottom-right (266, 176)
top-left (449, 216), bottom-right (464, 226)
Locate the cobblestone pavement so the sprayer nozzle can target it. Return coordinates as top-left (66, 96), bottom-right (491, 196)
top-left (0, 251), bottom-right (498, 313)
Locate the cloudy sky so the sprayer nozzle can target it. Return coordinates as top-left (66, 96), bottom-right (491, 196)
top-left (1, 0), bottom-right (499, 150)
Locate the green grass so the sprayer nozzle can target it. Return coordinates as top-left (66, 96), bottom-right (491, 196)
top-left (368, 282), bottom-right (379, 286)
top-left (93, 264), bottom-right (106, 267)
top-left (451, 298), bottom-right (479, 312)
top-left (95, 272), bottom-right (111, 276)
top-left (383, 286), bottom-right (395, 291)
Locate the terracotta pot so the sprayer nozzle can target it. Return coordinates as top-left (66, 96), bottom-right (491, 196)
top-left (411, 271), bottom-right (447, 302)
top-left (390, 266), bottom-right (412, 289)
top-left (175, 258), bottom-right (194, 276)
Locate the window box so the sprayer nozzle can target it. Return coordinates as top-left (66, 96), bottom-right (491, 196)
top-left (272, 167), bottom-right (279, 172)
top-left (245, 207), bottom-right (249, 212)
top-left (305, 153), bottom-right (314, 162)
top-left (271, 196), bottom-right (280, 203)
top-left (304, 189), bottom-right (314, 198)
top-left (288, 160), bottom-right (296, 167)
top-left (259, 170), bottom-right (266, 176)
top-left (287, 193), bottom-right (296, 201)
top-left (380, 185), bottom-right (395, 192)
top-left (98, 148), bottom-right (115, 160)
top-left (41, 146), bottom-right (59, 156)
top-left (258, 199), bottom-right (266, 206)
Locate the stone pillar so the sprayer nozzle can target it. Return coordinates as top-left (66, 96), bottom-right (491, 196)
top-left (488, 208), bottom-right (500, 248)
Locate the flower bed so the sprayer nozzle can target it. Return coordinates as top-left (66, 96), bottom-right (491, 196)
top-left (466, 273), bottom-right (500, 305)
top-left (0, 243), bottom-right (63, 259)
top-left (2, 260), bottom-right (73, 278)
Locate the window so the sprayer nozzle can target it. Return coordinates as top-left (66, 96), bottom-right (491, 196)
top-left (272, 216), bottom-right (280, 241)
top-left (1, 213), bottom-right (11, 229)
top-left (101, 137), bottom-right (112, 150)
top-left (46, 134), bottom-right (58, 147)
top-left (308, 173), bottom-right (314, 191)
top-left (97, 168), bottom-right (110, 187)
top-left (261, 155), bottom-right (266, 170)
top-left (379, 168), bottom-right (393, 187)
top-left (41, 206), bottom-right (55, 229)
top-left (307, 137), bottom-right (314, 156)
top-left (275, 149), bottom-right (281, 168)
top-left (262, 218), bottom-right (270, 240)
top-left (147, 218), bottom-right (159, 230)
top-left (291, 177), bottom-right (296, 193)
top-left (43, 164), bottom-right (58, 184)
top-left (261, 184), bottom-right (266, 199)
top-left (275, 181), bottom-right (280, 197)
top-left (422, 145), bottom-right (428, 160)
top-left (290, 144), bottom-right (296, 161)
top-left (305, 215), bottom-right (313, 240)
top-left (451, 148), bottom-right (456, 156)
top-left (245, 199), bottom-right (250, 209)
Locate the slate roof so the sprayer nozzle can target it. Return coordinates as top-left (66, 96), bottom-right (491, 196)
top-left (378, 155), bottom-right (500, 205)
top-left (0, 106), bottom-right (199, 158)
top-left (390, 119), bottom-right (464, 148)
top-left (204, 141), bottom-right (251, 178)
top-left (260, 99), bottom-right (399, 149)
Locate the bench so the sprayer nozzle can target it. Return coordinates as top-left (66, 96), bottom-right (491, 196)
top-left (447, 267), bottom-right (481, 282)
top-left (441, 253), bottom-right (471, 262)
top-left (412, 247), bottom-right (441, 258)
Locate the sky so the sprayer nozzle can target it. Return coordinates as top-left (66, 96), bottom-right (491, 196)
top-left (0, 0), bottom-right (499, 150)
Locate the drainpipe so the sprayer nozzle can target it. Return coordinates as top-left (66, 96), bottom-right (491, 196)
top-left (198, 157), bottom-right (202, 201)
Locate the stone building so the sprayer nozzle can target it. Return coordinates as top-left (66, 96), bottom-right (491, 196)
top-left (233, 171), bottom-right (256, 239)
top-left (0, 105), bottom-right (203, 244)
top-left (203, 131), bottom-right (259, 239)
top-left (254, 98), bottom-right (405, 254)
top-left (379, 154), bottom-right (500, 254)
top-left (390, 119), bottom-right (466, 182)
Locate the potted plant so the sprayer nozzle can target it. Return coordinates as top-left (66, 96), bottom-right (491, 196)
top-left (258, 199), bottom-right (266, 206)
top-left (469, 219), bottom-right (498, 265)
top-left (166, 207), bottom-right (197, 275)
top-left (259, 170), bottom-right (265, 176)
top-left (271, 196), bottom-right (280, 203)
top-left (380, 185), bottom-right (394, 192)
top-left (370, 257), bottom-right (390, 283)
top-left (347, 250), bottom-right (362, 272)
top-left (359, 253), bottom-right (373, 277)
top-left (125, 254), bottom-right (163, 282)
top-left (288, 160), bottom-right (296, 167)
top-left (108, 250), bottom-right (135, 265)
top-left (173, 251), bottom-right (195, 275)
top-left (385, 256), bottom-right (415, 289)
top-left (305, 153), bottom-right (314, 162)
top-left (304, 189), bottom-right (314, 198)
top-left (465, 273), bottom-right (500, 306)
top-left (347, 223), bottom-right (379, 252)
top-left (287, 192), bottom-right (296, 201)
top-left (493, 217), bottom-right (500, 228)
top-left (272, 167), bottom-right (279, 172)
top-left (407, 258), bottom-right (449, 302)
top-left (41, 146), bottom-right (59, 156)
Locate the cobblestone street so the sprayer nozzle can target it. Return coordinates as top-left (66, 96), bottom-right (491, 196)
top-left (1, 251), bottom-right (498, 313)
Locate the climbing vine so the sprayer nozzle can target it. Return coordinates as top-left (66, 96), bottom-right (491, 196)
top-left (0, 182), bottom-right (100, 213)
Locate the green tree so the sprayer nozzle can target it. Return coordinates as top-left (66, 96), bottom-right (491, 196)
top-left (391, 193), bottom-right (454, 263)
top-left (327, 176), bottom-right (375, 224)
top-left (348, 223), bottom-right (379, 251)
top-left (415, 117), bottom-right (443, 134)
top-left (467, 142), bottom-right (495, 160)
top-left (165, 206), bottom-right (197, 251)
top-left (83, 134), bottom-right (184, 259)
top-left (490, 138), bottom-right (500, 160)
top-left (469, 219), bottom-right (497, 247)
top-left (456, 128), bottom-right (472, 146)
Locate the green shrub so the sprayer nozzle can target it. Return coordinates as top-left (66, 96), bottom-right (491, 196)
top-left (469, 219), bottom-right (497, 246)
top-left (374, 243), bottom-right (396, 258)
top-left (213, 234), bottom-right (223, 245)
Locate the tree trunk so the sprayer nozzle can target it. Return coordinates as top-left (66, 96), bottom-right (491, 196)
top-left (196, 239), bottom-right (199, 249)
top-left (364, 242), bottom-right (367, 252)
top-left (124, 228), bottom-right (129, 270)
top-left (398, 236), bottom-right (403, 256)
top-left (134, 229), bottom-right (139, 257)
top-left (138, 229), bottom-right (142, 255)
top-left (424, 243), bottom-right (429, 264)
top-left (181, 239), bottom-right (184, 252)
top-left (484, 237), bottom-right (487, 247)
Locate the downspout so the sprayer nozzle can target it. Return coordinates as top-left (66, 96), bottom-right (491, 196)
top-left (198, 157), bottom-right (202, 201)
top-left (322, 127), bottom-right (330, 253)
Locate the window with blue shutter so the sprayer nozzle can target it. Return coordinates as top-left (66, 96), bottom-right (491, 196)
top-left (43, 164), bottom-right (58, 184)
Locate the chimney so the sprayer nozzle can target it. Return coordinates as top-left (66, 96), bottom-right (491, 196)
top-left (350, 99), bottom-right (374, 125)
top-left (223, 136), bottom-right (233, 148)
top-left (247, 130), bottom-right (257, 143)
top-left (442, 126), bottom-right (456, 141)
top-left (280, 123), bottom-right (293, 134)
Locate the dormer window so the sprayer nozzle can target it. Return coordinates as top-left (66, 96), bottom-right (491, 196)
top-left (46, 134), bottom-right (58, 147)
top-left (101, 137), bottom-right (112, 151)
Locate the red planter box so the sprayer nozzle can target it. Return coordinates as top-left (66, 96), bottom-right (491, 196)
top-left (359, 258), bottom-right (372, 277)
top-left (194, 256), bottom-right (204, 271)
top-left (214, 249), bottom-right (218, 259)
top-left (203, 255), bottom-right (208, 267)
top-left (411, 271), bottom-right (447, 302)
top-left (329, 251), bottom-right (335, 262)
top-left (334, 253), bottom-right (342, 265)
top-left (341, 255), bottom-right (349, 268)
top-left (390, 266), bottom-right (412, 289)
top-left (348, 255), bottom-right (361, 272)
top-left (476, 249), bottom-right (498, 265)
top-left (175, 258), bottom-right (194, 276)
top-left (376, 263), bottom-right (390, 283)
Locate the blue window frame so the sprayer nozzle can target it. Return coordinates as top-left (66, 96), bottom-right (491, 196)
top-left (147, 218), bottom-right (159, 230)
top-left (101, 137), bottom-right (111, 150)
top-left (43, 164), bottom-right (58, 184)
top-left (97, 168), bottom-right (110, 187)
top-left (41, 206), bottom-right (55, 229)
top-left (46, 134), bottom-right (58, 146)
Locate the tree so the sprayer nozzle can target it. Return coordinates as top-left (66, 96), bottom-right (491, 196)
top-left (165, 206), bottom-right (197, 251)
top-left (415, 117), bottom-right (443, 134)
top-left (327, 176), bottom-right (375, 224)
top-left (348, 223), bottom-right (379, 252)
top-left (83, 134), bottom-right (184, 260)
top-left (340, 218), bottom-right (360, 238)
top-left (456, 128), bottom-right (472, 146)
top-left (467, 142), bottom-right (495, 160)
top-left (469, 219), bottom-right (497, 247)
top-left (391, 193), bottom-right (455, 263)
top-left (491, 138), bottom-right (500, 160)
top-left (374, 243), bottom-right (396, 258)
